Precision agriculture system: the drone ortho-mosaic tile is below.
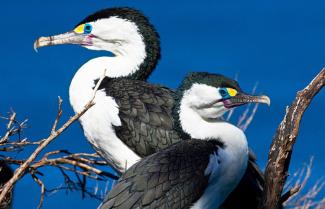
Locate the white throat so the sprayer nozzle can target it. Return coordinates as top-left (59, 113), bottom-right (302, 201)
top-left (179, 102), bottom-right (247, 149)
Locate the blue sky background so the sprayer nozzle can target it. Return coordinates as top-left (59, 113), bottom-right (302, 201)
top-left (1, 0), bottom-right (324, 208)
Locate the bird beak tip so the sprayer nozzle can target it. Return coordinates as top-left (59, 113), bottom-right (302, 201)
top-left (260, 95), bottom-right (271, 107)
top-left (33, 43), bottom-right (39, 53)
top-left (33, 38), bottom-right (41, 53)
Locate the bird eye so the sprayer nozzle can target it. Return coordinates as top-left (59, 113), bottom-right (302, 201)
top-left (84, 24), bottom-right (92, 34)
top-left (219, 88), bottom-right (228, 97)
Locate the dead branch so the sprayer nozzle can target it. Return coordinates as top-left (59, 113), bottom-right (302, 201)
top-left (30, 151), bottom-right (118, 179)
top-left (0, 69), bottom-right (109, 206)
top-left (0, 112), bottom-right (28, 145)
top-left (0, 96), bottom-right (95, 204)
top-left (51, 96), bottom-right (63, 135)
top-left (260, 68), bottom-right (325, 209)
top-left (31, 173), bottom-right (45, 209)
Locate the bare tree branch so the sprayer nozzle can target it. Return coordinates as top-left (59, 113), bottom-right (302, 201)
top-left (260, 68), bottom-right (325, 209)
top-left (0, 111), bottom-right (27, 145)
top-left (0, 69), bottom-right (108, 205)
top-left (51, 97), bottom-right (63, 135)
top-left (31, 173), bottom-right (45, 209)
top-left (0, 98), bottom-right (95, 204)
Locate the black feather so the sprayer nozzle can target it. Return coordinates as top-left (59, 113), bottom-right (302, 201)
top-left (99, 139), bottom-right (222, 209)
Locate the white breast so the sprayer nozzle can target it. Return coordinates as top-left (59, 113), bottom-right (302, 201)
top-left (79, 91), bottom-right (140, 172)
top-left (68, 59), bottom-right (141, 173)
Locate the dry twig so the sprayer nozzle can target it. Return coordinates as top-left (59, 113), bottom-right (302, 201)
top-left (0, 97), bottom-right (95, 204)
top-left (0, 69), bottom-right (109, 206)
top-left (31, 173), bottom-right (45, 209)
top-left (283, 157), bottom-right (325, 208)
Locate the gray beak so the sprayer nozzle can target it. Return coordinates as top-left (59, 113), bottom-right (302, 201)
top-left (225, 93), bottom-right (271, 108)
top-left (34, 31), bottom-right (86, 52)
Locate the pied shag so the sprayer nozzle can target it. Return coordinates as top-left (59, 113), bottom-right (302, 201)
top-left (34, 8), bottom-right (266, 208)
top-left (98, 72), bottom-right (270, 209)
top-left (34, 8), bottom-right (161, 171)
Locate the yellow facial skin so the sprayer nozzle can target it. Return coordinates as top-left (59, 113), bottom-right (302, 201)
top-left (74, 24), bottom-right (85, 34)
top-left (226, 88), bottom-right (238, 97)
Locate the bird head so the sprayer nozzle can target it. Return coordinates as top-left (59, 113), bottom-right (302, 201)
top-left (34, 7), bottom-right (159, 54)
top-left (34, 8), bottom-right (160, 80)
top-left (176, 72), bottom-right (270, 120)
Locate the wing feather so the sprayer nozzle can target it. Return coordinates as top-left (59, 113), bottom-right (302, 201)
top-left (99, 139), bottom-right (221, 209)
top-left (100, 78), bottom-right (181, 157)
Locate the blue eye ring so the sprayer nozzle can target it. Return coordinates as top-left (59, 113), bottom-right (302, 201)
top-left (84, 23), bottom-right (92, 34)
top-left (219, 88), bottom-right (229, 99)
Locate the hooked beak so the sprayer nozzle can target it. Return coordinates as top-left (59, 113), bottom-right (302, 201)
top-left (223, 93), bottom-right (271, 108)
top-left (33, 31), bottom-right (92, 52)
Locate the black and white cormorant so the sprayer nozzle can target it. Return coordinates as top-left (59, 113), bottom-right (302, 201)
top-left (34, 8), bottom-right (266, 208)
top-left (34, 8), bottom-right (161, 171)
top-left (98, 72), bottom-right (270, 209)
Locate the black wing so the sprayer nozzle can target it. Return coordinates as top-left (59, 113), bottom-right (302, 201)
top-left (99, 139), bottom-right (221, 209)
top-left (99, 78), bottom-right (182, 157)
